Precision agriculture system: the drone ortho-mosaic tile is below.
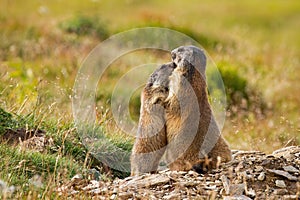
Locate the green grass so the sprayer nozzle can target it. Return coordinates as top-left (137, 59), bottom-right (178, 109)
top-left (0, 0), bottom-right (300, 198)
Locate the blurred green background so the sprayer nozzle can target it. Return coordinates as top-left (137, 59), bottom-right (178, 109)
top-left (0, 0), bottom-right (299, 195)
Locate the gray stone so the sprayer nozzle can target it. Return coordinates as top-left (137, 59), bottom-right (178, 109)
top-left (122, 174), bottom-right (170, 188)
top-left (272, 146), bottom-right (299, 161)
top-left (71, 174), bottom-right (83, 181)
top-left (163, 193), bottom-right (180, 199)
top-left (246, 188), bottom-right (256, 198)
top-left (275, 180), bottom-right (286, 188)
top-left (254, 166), bottom-right (263, 172)
top-left (118, 191), bottom-right (133, 199)
top-left (204, 185), bottom-right (217, 190)
top-left (267, 169), bottom-right (298, 181)
top-left (110, 194), bottom-right (117, 200)
top-left (229, 183), bottom-right (245, 195)
top-left (257, 172), bottom-right (265, 181)
top-left (273, 189), bottom-right (288, 195)
top-left (283, 165), bottom-right (299, 173)
top-left (221, 175), bottom-right (230, 195)
top-left (223, 195), bottom-right (252, 200)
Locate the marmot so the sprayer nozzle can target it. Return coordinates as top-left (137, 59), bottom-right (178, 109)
top-left (131, 46), bottom-right (231, 175)
top-left (130, 62), bottom-right (175, 175)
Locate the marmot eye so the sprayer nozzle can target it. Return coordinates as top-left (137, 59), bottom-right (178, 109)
top-left (171, 52), bottom-right (176, 60)
top-left (171, 62), bottom-right (177, 68)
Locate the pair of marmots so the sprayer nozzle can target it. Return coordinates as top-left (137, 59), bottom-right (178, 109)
top-left (131, 46), bottom-right (231, 175)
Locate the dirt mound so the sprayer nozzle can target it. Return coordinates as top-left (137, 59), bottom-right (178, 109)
top-left (1, 128), bottom-right (45, 144)
top-left (1, 128), bottom-right (54, 152)
top-left (57, 146), bottom-right (300, 199)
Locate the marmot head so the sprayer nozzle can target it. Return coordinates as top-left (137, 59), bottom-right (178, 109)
top-left (171, 45), bottom-right (207, 79)
top-left (144, 62), bottom-right (176, 105)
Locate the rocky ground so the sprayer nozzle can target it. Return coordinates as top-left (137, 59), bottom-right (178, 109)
top-left (57, 146), bottom-right (300, 199)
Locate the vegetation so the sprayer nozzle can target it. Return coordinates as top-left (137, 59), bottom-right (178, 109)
top-left (0, 0), bottom-right (299, 198)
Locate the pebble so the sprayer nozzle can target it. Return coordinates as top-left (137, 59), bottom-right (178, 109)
top-left (112, 188), bottom-right (118, 194)
top-left (229, 183), bottom-right (245, 195)
top-left (188, 170), bottom-right (199, 176)
top-left (283, 165), bottom-right (299, 173)
top-left (221, 175), bottom-right (230, 195)
top-left (246, 188), bottom-right (256, 198)
top-left (275, 180), bottom-right (286, 188)
top-left (273, 189), bottom-right (288, 195)
top-left (163, 193), bottom-right (180, 199)
top-left (110, 194), bottom-right (116, 200)
top-left (267, 169), bottom-right (298, 181)
top-left (254, 166), bottom-right (263, 172)
top-left (204, 185), bottom-right (217, 190)
top-left (223, 195), bottom-right (252, 200)
top-left (118, 191), bottom-right (133, 199)
top-left (257, 172), bottom-right (265, 181)
top-left (71, 174), bottom-right (83, 181)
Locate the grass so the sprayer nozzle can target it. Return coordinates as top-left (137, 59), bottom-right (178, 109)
top-left (0, 0), bottom-right (299, 198)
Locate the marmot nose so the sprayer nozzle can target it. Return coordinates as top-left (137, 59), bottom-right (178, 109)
top-left (171, 52), bottom-right (176, 60)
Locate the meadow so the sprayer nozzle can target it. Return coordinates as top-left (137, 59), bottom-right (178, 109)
top-left (0, 0), bottom-right (299, 198)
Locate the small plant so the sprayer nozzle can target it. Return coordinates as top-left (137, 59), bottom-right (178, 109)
top-left (207, 62), bottom-right (266, 117)
top-left (59, 15), bottom-right (109, 39)
top-left (0, 108), bottom-right (15, 134)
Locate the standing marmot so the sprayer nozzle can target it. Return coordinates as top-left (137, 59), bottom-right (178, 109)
top-left (131, 46), bottom-right (231, 175)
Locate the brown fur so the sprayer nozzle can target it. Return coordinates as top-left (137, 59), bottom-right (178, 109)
top-left (130, 63), bottom-right (174, 175)
top-left (131, 46), bottom-right (231, 175)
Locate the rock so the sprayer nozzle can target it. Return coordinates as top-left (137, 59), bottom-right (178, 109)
top-left (232, 150), bottom-right (265, 158)
top-left (275, 180), bottom-right (286, 188)
top-left (163, 193), bottom-right (180, 199)
top-left (223, 195), bottom-right (252, 200)
top-left (86, 168), bottom-right (101, 181)
top-left (254, 166), bottom-right (263, 172)
top-left (162, 184), bottom-right (171, 189)
top-left (261, 159), bottom-right (270, 166)
top-left (283, 195), bottom-right (299, 199)
top-left (221, 175), bottom-right (230, 195)
top-left (267, 169), bottom-right (298, 181)
top-left (0, 180), bottom-right (7, 191)
top-left (245, 188), bottom-right (256, 198)
top-left (0, 180), bottom-right (15, 196)
top-left (122, 174), bottom-right (170, 188)
top-left (241, 171), bottom-right (253, 180)
top-left (188, 170), bottom-right (199, 176)
top-left (71, 174), bottom-right (83, 181)
top-left (273, 189), bottom-right (288, 195)
top-left (110, 194), bottom-right (116, 200)
top-left (112, 188), bottom-right (118, 194)
top-left (229, 184), bottom-right (245, 195)
top-left (175, 181), bottom-right (198, 187)
top-left (283, 165), bottom-right (299, 173)
top-left (204, 185), bottom-right (217, 190)
top-left (177, 171), bottom-right (187, 175)
top-left (118, 191), bottom-right (133, 199)
top-left (272, 146), bottom-right (300, 161)
top-left (89, 187), bottom-right (107, 195)
top-left (82, 180), bottom-right (99, 191)
top-left (257, 172), bottom-right (265, 181)
top-left (29, 174), bottom-right (43, 188)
